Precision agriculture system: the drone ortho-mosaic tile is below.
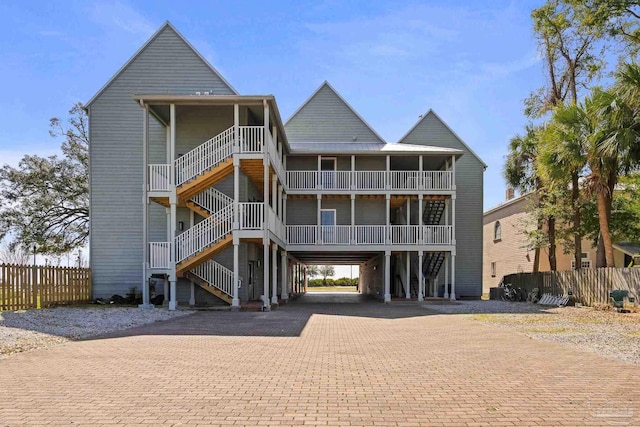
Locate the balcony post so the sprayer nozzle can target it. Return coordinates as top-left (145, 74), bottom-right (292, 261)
top-left (418, 155), bottom-right (423, 190)
top-left (140, 105), bottom-right (153, 308)
top-left (385, 155), bottom-right (390, 190)
top-left (234, 103), bottom-right (239, 153)
top-left (263, 99), bottom-right (270, 154)
top-left (271, 244), bottom-right (278, 305)
top-left (316, 156), bottom-right (321, 190)
top-left (452, 194), bottom-right (456, 246)
top-left (232, 243), bottom-right (240, 309)
top-left (384, 251), bottom-right (391, 303)
top-left (350, 195), bottom-right (355, 244)
top-left (418, 195), bottom-right (423, 244)
top-left (444, 252), bottom-right (449, 299)
top-left (317, 195), bottom-right (322, 244)
top-left (405, 251), bottom-right (411, 299)
top-left (451, 155), bottom-right (456, 190)
top-left (385, 195), bottom-right (390, 245)
top-left (450, 252), bottom-right (456, 301)
top-left (350, 155), bottom-right (356, 190)
top-left (263, 240), bottom-right (270, 311)
top-left (418, 251), bottom-right (424, 301)
top-left (233, 162), bottom-right (240, 230)
top-left (281, 249), bottom-right (288, 301)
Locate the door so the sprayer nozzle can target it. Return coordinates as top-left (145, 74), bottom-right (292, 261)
top-left (248, 261), bottom-right (257, 300)
top-left (320, 157), bottom-right (336, 189)
top-left (321, 209), bottom-right (336, 243)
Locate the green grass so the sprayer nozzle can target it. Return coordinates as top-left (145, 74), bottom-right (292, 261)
top-left (307, 286), bottom-right (358, 293)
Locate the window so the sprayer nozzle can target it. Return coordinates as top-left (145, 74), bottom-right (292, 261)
top-left (494, 221), bottom-right (502, 241)
top-left (571, 253), bottom-right (592, 269)
top-left (491, 262), bottom-right (496, 277)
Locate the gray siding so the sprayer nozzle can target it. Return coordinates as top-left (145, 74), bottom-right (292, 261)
top-left (320, 199), bottom-right (350, 225)
top-left (355, 156), bottom-right (385, 171)
top-left (286, 156), bottom-right (317, 171)
top-left (399, 112), bottom-right (484, 297)
top-left (354, 199), bottom-right (385, 225)
top-left (175, 106), bottom-right (234, 157)
top-left (286, 199), bottom-right (316, 225)
top-left (88, 25), bottom-right (235, 298)
top-left (285, 84), bottom-right (384, 143)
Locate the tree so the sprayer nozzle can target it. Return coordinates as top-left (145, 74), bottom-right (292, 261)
top-left (306, 265), bottom-right (319, 278)
top-left (0, 103), bottom-right (88, 255)
top-left (317, 265), bottom-right (335, 286)
top-left (539, 102), bottom-right (589, 269)
top-left (526, 0), bottom-right (603, 118)
top-left (504, 125), bottom-right (558, 271)
top-left (0, 240), bottom-right (31, 264)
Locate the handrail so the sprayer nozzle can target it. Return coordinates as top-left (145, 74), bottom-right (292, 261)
top-left (189, 259), bottom-right (234, 297)
top-left (175, 204), bottom-right (233, 263)
top-left (285, 225), bottom-right (453, 245)
top-left (286, 170), bottom-right (454, 191)
top-left (174, 126), bottom-right (235, 187)
top-left (191, 187), bottom-right (234, 215)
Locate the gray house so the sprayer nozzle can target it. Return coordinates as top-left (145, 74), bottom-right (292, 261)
top-left (85, 22), bottom-right (485, 310)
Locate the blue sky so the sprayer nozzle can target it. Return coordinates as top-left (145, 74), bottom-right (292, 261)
top-left (0, 0), bottom-right (543, 210)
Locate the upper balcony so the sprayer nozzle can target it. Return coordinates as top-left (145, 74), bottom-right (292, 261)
top-left (287, 170), bottom-right (454, 193)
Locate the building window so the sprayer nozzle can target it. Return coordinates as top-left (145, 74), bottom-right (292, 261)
top-left (494, 221), bottom-right (502, 241)
top-left (491, 262), bottom-right (496, 277)
top-left (571, 253), bottom-right (592, 269)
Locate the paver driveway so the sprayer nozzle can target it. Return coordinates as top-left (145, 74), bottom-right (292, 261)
top-left (0, 293), bottom-right (638, 426)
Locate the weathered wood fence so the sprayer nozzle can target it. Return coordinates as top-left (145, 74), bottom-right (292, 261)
top-left (0, 263), bottom-right (92, 311)
top-left (503, 268), bottom-right (640, 306)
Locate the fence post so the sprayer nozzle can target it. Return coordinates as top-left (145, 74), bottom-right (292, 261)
top-left (32, 264), bottom-right (38, 309)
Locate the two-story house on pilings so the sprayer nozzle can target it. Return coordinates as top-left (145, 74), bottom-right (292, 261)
top-left (85, 22), bottom-right (485, 310)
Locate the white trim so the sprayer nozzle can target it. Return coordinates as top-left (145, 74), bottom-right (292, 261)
top-left (319, 157), bottom-right (337, 171)
top-left (284, 81), bottom-right (386, 143)
top-left (397, 109), bottom-right (487, 168)
top-left (85, 21), bottom-right (238, 108)
top-left (320, 209), bottom-right (337, 226)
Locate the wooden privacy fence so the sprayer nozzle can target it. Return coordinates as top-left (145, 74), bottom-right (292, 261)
top-left (503, 268), bottom-right (640, 306)
top-left (0, 263), bottom-right (92, 311)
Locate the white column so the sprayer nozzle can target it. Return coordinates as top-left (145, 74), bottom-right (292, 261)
top-left (271, 243), bottom-right (278, 304)
top-left (281, 249), bottom-right (288, 301)
top-left (168, 201), bottom-right (177, 311)
top-left (418, 155), bottom-right (423, 190)
top-left (418, 251), bottom-right (424, 301)
top-left (317, 195), bottom-right (322, 243)
top-left (405, 251), bottom-right (410, 299)
top-left (141, 105), bottom-right (151, 307)
top-left (418, 195), bottom-right (423, 244)
top-left (385, 155), bottom-right (390, 189)
top-left (283, 192), bottom-right (287, 225)
top-left (189, 210), bottom-right (195, 306)
top-left (350, 195), bottom-right (355, 244)
top-left (263, 241), bottom-right (270, 311)
top-left (232, 243), bottom-right (240, 308)
top-left (351, 155), bottom-right (355, 190)
top-left (234, 104), bottom-right (239, 152)
top-left (317, 155), bottom-right (321, 189)
top-left (272, 173), bottom-right (277, 215)
top-left (264, 99), bottom-right (270, 146)
top-left (384, 251), bottom-right (391, 302)
top-left (444, 252), bottom-right (450, 299)
top-left (450, 253), bottom-right (456, 301)
top-left (233, 163), bottom-right (240, 229)
top-left (385, 195), bottom-right (390, 244)
top-left (452, 195), bottom-right (457, 245)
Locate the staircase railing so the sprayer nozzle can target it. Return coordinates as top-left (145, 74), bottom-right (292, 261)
top-left (191, 187), bottom-right (234, 215)
top-left (174, 126), bottom-right (235, 187)
top-left (189, 259), bottom-right (234, 297)
top-left (175, 204), bottom-right (233, 263)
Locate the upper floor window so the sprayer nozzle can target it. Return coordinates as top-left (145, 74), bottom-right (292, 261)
top-left (494, 221), bottom-right (502, 241)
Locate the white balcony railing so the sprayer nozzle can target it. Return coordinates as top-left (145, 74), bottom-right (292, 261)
top-left (148, 164), bottom-right (171, 191)
top-left (239, 126), bottom-right (263, 153)
top-left (239, 202), bottom-right (264, 230)
top-left (286, 170), bottom-right (454, 192)
top-left (149, 242), bottom-right (171, 269)
top-left (286, 225), bottom-right (453, 246)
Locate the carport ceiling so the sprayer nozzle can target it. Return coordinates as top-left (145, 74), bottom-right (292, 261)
top-left (291, 252), bottom-right (380, 265)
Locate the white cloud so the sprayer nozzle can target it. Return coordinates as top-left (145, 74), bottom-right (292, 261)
top-left (88, 1), bottom-right (155, 39)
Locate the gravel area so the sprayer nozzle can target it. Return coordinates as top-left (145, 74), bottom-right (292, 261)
top-left (424, 300), bottom-right (640, 364)
top-left (0, 306), bottom-right (193, 357)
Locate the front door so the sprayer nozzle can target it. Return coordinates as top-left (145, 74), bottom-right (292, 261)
top-left (321, 209), bottom-right (336, 243)
top-left (320, 158), bottom-right (336, 189)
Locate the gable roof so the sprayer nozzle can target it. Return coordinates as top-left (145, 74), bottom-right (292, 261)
top-left (85, 21), bottom-right (238, 108)
top-left (398, 109), bottom-right (487, 168)
top-left (284, 81), bottom-right (386, 143)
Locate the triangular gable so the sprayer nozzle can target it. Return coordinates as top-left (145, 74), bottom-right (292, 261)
top-left (85, 21), bottom-right (237, 107)
top-left (398, 109), bottom-right (486, 167)
top-left (284, 81), bottom-right (385, 143)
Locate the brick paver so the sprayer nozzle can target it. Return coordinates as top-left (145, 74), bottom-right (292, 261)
top-left (0, 293), bottom-right (638, 426)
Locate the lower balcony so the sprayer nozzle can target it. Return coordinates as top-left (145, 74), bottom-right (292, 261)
top-left (286, 225), bottom-right (453, 246)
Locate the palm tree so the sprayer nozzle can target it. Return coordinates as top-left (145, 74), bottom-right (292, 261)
top-left (539, 102), bottom-right (588, 270)
top-left (504, 125), bottom-right (557, 271)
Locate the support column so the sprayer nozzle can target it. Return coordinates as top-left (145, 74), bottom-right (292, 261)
top-left (163, 276), bottom-right (169, 305)
top-left (444, 252), bottom-right (450, 299)
top-left (189, 210), bottom-right (195, 306)
top-left (169, 279), bottom-right (177, 311)
top-left (271, 243), bottom-right (278, 305)
top-left (405, 251), bottom-right (411, 299)
top-left (140, 105), bottom-right (151, 308)
top-left (232, 243), bottom-right (240, 309)
top-left (303, 266), bottom-right (308, 292)
top-left (263, 241), bottom-right (270, 311)
top-left (350, 195), bottom-right (355, 244)
top-left (168, 104), bottom-right (177, 311)
top-left (385, 195), bottom-right (390, 244)
top-left (418, 251), bottom-right (424, 301)
top-left (317, 195), bottom-right (322, 243)
top-left (168, 200), bottom-right (177, 311)
top-left (281, 249), bottom-right (288, 301)
top-left (384, 251), bottom-right (391, 302)
top-left (233, 163), bottom-right (240, 229)
top-left (450, 253), bottom-right (456, 301)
